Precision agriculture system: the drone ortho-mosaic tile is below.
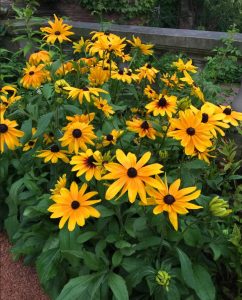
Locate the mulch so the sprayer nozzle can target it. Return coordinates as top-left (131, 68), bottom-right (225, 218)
top-left (0, 233), bottom-right (49, 300)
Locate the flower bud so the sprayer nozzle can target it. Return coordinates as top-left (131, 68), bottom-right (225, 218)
top-left (159, 150), bottom-right (168, 160)
top-left (155, 270), bottom-right (171, 291)
top-left (55, 79), bottom-right (70, 94)
top-left (209, 196), bottom-right (232, 217)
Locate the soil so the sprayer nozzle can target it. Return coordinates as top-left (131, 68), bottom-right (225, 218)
top-left (0, 232), bottom-right (49, 300)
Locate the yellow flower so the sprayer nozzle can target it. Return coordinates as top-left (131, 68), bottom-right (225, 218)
top-left (59, 121), bottom-right (96, 154)
top-left (180, 70), bottom-right (194, 85)
top-left (191, 102), bottom-right (229, 137)
top-left (65, 86), bottom-right (108, 104)
top-left (144, 85), bottom-right (158, 100)
top-left (20, 64), bottom-right (48, 89)
top-left (93, 97), bottom-right (114, 118)
top-left (0, 118), bottom-right (24, 152)
top-left (168, 109), bottom-right (212, 155)
top-left (37, 144), bottom-right (69, 163)
top-left (136, 63), bottom-right (159, 83)
top-left (161, 73), bottom-right (184, 89)
top-left (216, 105), bottom-right (242, 126)
top-left (55, 61), bottom-right (74, 76)
top-left (43, 132), bottom-right (55, 144)
top-left (48, 181), bottom-right (101, 231)
top-left (111, 68), bottom-right (139, 84)
top-left (102, 149), bottom-right (163, 203)
top-left (89, 66), bottom-right (110, 86)
top-left (29, 50), bottom-right (51, 65)
top-left (191, 84), bottom-right (205, 102)
top-left (145, 94), bottom-right (177, 118)
top-left (102, 129), bottom-right (123, 147)
top-left (173, 58), bottom-right (197, 73)
top-left (128, 35), bottom-right (153, 55)
top-left (73, 37), bottom-right (85, 53)
top-left (126, 118), bottom-right (158, 140)
top-left (54, 79), bottom-right (70, 94)
top-left (23, 128), bottom-right (37, 151)
top-left (50, 174), bottom-right (67, 196)
top-left (70, 149), bottom-right (103, 181)
top-left (193, 148), bottom-right (215, 164)
top-left (146, 176), bottom-right (202, 230)
top-left (40, 14), bottom-right (74, 44)
top-left (66, 113), bottom-right (95, 124)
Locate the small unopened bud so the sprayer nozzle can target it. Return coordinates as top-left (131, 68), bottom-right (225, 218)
top-left (178, 97), bottom-right (191, 110)
top-left (155, 270), bottom-right (171, 291)
top-left (209, 196), bottom-right (232, 217)
top-left (159, 150), bottom-right (168, 160)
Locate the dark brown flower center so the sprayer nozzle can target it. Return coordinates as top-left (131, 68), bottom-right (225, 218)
top-left (71, 200), bottom-right (80, 209)
top-left (83, 87), bottom-right (89, 91)
top-left (49, 132), bottom-right (54, 137)
top-left (28, 140), bottom-right (35, 146)
top-left (141, 121), bottom-right (149, 130)
top-left (186, 127), bottom-right (196, 136)
top-left (87, 155), bottom-right (96, 167)
top-left (146, 64), bottom-right (152, 69)
top-left (0, 124), bottom-right (8, 133)
top-left (127, 71), bottom-right (132, 76)
top-left (202, 113), bottom-right (209, 123)
top-left (118, 70), bottom-right (124, 75)
top-left (158, 97), bottom-right (167, 107)
top-left (164, 194), bottom-right (175, 205)
top-left (223, 108), bottom-right (232, 115)
top-left (72, 129), bottom-right (82, 138)
top-left (127, 167), bottom-right (137, 178)
top-left (106, 134), bottom-right (114, 141)
top-left (103, 67), bottom-right (109, 70)
top-left (29, 71), bottom-right (35, 76)
top-left (50, 144), bottom-right (59, 152)
top-left (55, 31), bottom-right (61, 36)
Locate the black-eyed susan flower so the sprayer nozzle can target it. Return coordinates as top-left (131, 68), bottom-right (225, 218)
top-left (180, 70), bottom-right (194, 85)
top-left (29, 50), bottom-right (51, 65)
top-left (0, 118), bottom-right (24, 152)
top-left (144, 85), bottom-right (158, 100)
top-left (23, 128), bottom-right (37, 151)
top-left (193, 148), bottom-right (215, 164)
top-left (43, 132), bottom-right (55, 145)
top-left (20, 64), bottom-right (48, 89)
top-left (102, 149), bottom-right (163, 203)
top-left (191, 102), bottom-right (229, 137)
top-left (161, 73), bottom-right (184, 89)
top-left (136, 63), bottom-right (159, 83)
top-left (59, 121), bottom-right (96, 154)
top-left (54, 79), bottom-right (70, 94)
top-left (111, 68), bottom-right (139, 84)
top-left (93, 97), bottom-right (114, 118)
top-left (128, 35), bottom-right (153, 56)
top-left (168, 109), bottom-right (212, 155)
top-left (50, 174), bottom-right (67, 197)
top-left (102, 129), bottom-right (123, 147)
top-left (0, 86), bottom-right (21, 105)
top-left (173, 58), bottom-right (197, 73)
top-left (145, 176), bottom-right (202, 230)
top-left (145, 94), bottom-right (177, 117)
top-left (70, 149), bottom-right (103, 181)
top-left (40, 14), bottom-right (74, 44)
top-left (126, 118), bottom-right (158, 140)
top-left (65, 86), bottom-right (108, 104)
top-left (191, 84), bottom-right (205, 102)
top-left (48, 181), bottom-right (101, 231)
top-left (66, 113), bottom-right (95, 125)
top-left (216, 105), bottom-right (242, 126)
top-left (73, 37), bottom-right (86, 53)
top-left (55, 61), bottom-right (74, 76)
top-left (89, 66), bottom-right (110, 86)
top-left (37, 144), bottom-right (69, 163)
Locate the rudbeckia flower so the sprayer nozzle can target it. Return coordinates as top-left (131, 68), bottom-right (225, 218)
top-left (172, 58), bottom-right (197, 73)
top-left (144, 85), bottom-right (158, 100)
top-left (102, 149), bottom-right (163, 203)
top-left (216, 105), bottom-right (242, 126)
top-left (59, 121), bottom-right (96, 154)
top-left (111, 68), bottom-right (139, 84)
top-left (29, 50), bottom-right (51, 65)
top-left (89, 66), bottom-right (110, 86)
top-left (55, 61), bottom-right (74, 76)
top-left (37, 144), bottom-right (69, 163)
top-left (43, 132), bottom-right (55, 145)
top-left (145, 176), bottom-right (202, 230)
top-left (128, 35), bottom-right (153, 56)
top-left (161, 73), bottom-right (184, 89)
top-left (70, 149), bottom-right (103, 181)
top-left (102, 129), bottom-right (123, 147)
top-left (48, 181), bottom-right (101, 231)
top-left (54, 79), bottom-right (70, 94)
top-left (20, 64), bottom-right (48, 89)
top-left (168, 109), bottom-right (212, 155)
top-left (126, 118), bottom-right (158, 140)
top-left (65, 86), bottom-right (108, 104)
top-left (93, 97), bottom-right (114, 118)
top-left (145, 94), bottom-right (177, 118)
top-left (136, 63), bottom-right (159, 83)
top-left (23, 128), bottom-right (37, 151)
top-left (0, 118), bottom-right (24, 152)
top-left (50, 174), bottom-right (67, 197)
top-left (73, 37), bottom-right (86, 53)
top-left (40, 14), bottom-right (74, 44)
top-left (66, 113), bottom-right (95, 124)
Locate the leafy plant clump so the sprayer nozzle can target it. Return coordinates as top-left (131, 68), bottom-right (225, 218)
top-left (1, 13), bottom-right (242, 300)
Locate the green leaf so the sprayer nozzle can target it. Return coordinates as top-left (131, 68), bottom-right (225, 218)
top-left (36, 248), bottom-right (61, 284)
top-left (193, 265), bottom-right (216, 300)
top-left (177, 248), bottom-right (196, 289)
top-left (83, 250), bottom-right (104, 271)
top-left (108, 272), bottom-right (129, 300)
top-left (135, 236), bottom-right (161, 250)
top-left (57, 273), bottom-right (102, 300)
top-left (20, 119), bottom-right (32, 144)
top-left (42, 83), bottom-right (53, 100)
top-left (77, 231), bottom-right (97, 244)
top-left (33, 112), bottom-right (53, 138)
top-left (112, 251), bottom-right (123, 267)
